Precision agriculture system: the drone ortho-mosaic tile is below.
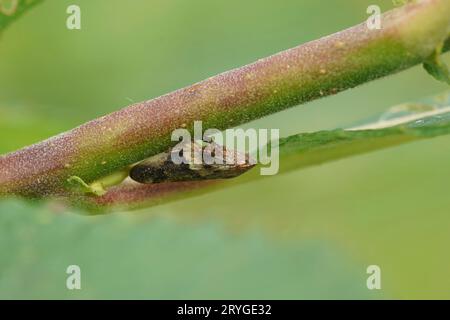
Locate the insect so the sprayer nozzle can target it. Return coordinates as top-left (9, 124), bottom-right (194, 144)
top-left (130, 141), bottom-right (255, 184)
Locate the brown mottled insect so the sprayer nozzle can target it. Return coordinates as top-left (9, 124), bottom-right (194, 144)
top-left (130, 141), bottom-right (255, 184)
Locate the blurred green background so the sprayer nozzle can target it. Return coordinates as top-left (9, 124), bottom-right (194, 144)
top-left (1, 0), bottom-right (450, 299)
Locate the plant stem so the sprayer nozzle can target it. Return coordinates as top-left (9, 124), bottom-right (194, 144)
top-left (1, 0), bottom-right (450, 197)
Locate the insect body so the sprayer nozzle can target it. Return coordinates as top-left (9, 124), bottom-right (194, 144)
top-left (130, 141), bottom-right (255, 184)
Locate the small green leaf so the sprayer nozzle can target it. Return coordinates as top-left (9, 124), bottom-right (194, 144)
top-left (423, 45), bottom-right (450, 85)
top-left (67, 176), bottom-right (107, 196)
top-left (68, 169), bottom-right (129, 197)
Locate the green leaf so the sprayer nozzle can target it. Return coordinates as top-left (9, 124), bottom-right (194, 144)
top-left (0, 199), bottom-right (376, 299)
top-left (276, 96), bottom-right (450, 174)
